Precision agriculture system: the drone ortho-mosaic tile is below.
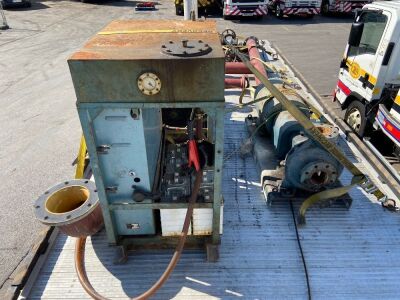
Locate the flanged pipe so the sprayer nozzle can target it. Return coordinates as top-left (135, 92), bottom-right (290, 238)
top-left (225, 62), bottom-right (251, 74)
top-left (34, 179), bottom-right (103, 237)
top-left (225, 75), bottom-right (249, 89)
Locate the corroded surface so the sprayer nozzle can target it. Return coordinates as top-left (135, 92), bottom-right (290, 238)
top-left (68, 20), bottom-right (225, 103)
top-left (69, 20), bottom-right (224, 61)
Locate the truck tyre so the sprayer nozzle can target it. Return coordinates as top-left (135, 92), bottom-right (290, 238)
top-left (344, 100), bottom-right (370, 137)
top-left (275, 4), bottom-right (283, 18)
top-left (321, 0), bottom-right (330, 15)
top-left (175, 4), bottom-right (184, 16)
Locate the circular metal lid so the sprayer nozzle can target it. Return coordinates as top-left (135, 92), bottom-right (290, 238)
top-left (161, 39), bottom-right (212, 57)
top-left (34, 179), bottom-right (99, 226)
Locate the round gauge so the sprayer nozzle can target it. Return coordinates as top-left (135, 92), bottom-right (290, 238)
top-left (137, 72), bottom-right (161, 96)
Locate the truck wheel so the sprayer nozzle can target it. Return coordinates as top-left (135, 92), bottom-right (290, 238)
top-left (321, 0), bottom-right (330, 15)
top-left (175, 5), bottom-right (184, 16)
top-left (275, 5), bottom-right (283, 18)
top-left (223, 13), bottom-right (231, 20)
top-left (344, 100), bottom-right (370, 137)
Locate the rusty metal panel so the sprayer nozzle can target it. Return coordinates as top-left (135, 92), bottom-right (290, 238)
top-left (68, 20), bottom-right (225, 103)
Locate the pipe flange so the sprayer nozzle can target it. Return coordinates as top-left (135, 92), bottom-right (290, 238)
top-left (34, 179), bottom-right (99, 226)
top-left (300, 162), bottom-right (339, 191)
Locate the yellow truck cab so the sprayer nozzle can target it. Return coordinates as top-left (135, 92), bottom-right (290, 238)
top-left (334, 1), bottom-right (400, 154)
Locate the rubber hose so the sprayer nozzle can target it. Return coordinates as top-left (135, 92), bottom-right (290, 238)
top-left (75, 170), bottom-right (203, 300)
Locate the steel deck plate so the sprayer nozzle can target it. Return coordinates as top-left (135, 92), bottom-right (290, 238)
top-left (23, 44), bottom-right (400, 300)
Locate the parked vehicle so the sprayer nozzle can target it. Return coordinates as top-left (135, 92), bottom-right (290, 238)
top-left (334, 1), bottom-right (400, 166)
top-left (1, 0), bottom-right (31, 8)
top-left (223, 0), bottom-right (268, 19)
top-left (175, 0), bottom-right (220, 15)
top-left (320, 0), bottom-right (371, 15)
top-left (268, 0), bottom-right (321, 18)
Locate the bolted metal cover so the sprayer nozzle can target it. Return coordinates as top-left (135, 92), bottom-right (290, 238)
top-left (161, 39), bottom-right (212, 57)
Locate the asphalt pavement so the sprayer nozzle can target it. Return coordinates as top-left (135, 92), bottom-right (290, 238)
top-left (0, 0), bottom-right (352, 292)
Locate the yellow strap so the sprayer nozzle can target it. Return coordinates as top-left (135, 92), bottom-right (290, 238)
top-left (279, 86), bottom-right (325, 121)
top-left (98, 29), bottom-right (217, 35)
top-left (226, 91), bottom-right (271, 113)
top-left (75, 135), bottom-right (87, 180)
top-left (252, 55), bottom-right (326, 121)
top-left (297, 177), bottom-right (363, 224)
top-left (233, 48), bottom-right (364, 177)
top-left (230, 46), bottom-right (389, 222)
top-left (238, 85), bottom-right (247, 105)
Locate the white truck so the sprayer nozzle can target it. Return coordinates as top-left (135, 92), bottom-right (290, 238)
top-left (334, 1), bottom-right (400, 170)
top-left (223, 0), bottom-right (269, 19)
top-left (268, 0), bottom-right (321, 18)
top-left (320, 0), bottom-right (372, 15)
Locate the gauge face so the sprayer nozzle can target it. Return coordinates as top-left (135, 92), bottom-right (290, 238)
top-left (137, 72), bottom-right (161, 96)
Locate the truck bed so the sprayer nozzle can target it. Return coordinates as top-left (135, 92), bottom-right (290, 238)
top-left (21, 43), bottom-right (400, 300)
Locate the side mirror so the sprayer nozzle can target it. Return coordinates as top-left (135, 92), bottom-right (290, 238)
top-left (348, 22), bottom-right (364, 47)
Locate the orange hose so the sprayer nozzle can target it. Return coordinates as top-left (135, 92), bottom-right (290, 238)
top-left (75, 170), bottom-right (203, 300)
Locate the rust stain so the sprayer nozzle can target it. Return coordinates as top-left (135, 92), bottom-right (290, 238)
top-left (71, 51), bottom-right (104, 60)
top-left (69, 20), bottom-right (224, 61)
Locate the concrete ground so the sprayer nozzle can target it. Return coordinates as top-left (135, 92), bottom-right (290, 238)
top-left (0, 0), bottom-right (352, 292)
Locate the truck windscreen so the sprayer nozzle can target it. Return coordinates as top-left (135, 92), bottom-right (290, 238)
top-left (349, 11), bottom-right (387, 56)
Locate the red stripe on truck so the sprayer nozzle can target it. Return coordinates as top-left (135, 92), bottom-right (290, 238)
top-left (337, 80), bottom-right (351, 96)
top-left (383, 119), bottom-right (400, 141)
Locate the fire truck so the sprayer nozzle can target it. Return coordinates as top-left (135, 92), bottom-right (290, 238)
top-left (334, 1), bottom-right (400, 170)
top-left (222, 0), bottom-right (268, 19)
top-left (175, 0), bottom-right (268, 18)
top-left (321, 0), bottom-right (372, 15)
top-left (268, 0), bottom-right (321, 18)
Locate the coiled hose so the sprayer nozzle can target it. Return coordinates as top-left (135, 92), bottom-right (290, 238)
top-left (75, 170), bottom-right (203, 300)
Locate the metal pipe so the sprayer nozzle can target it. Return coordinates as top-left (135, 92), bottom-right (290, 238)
top-left (246, 38), bottom-right (268, 85)
top-left (225, 62), bottom-right (251, 74)
top-left (225, 75), bottom-right (248, 89)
